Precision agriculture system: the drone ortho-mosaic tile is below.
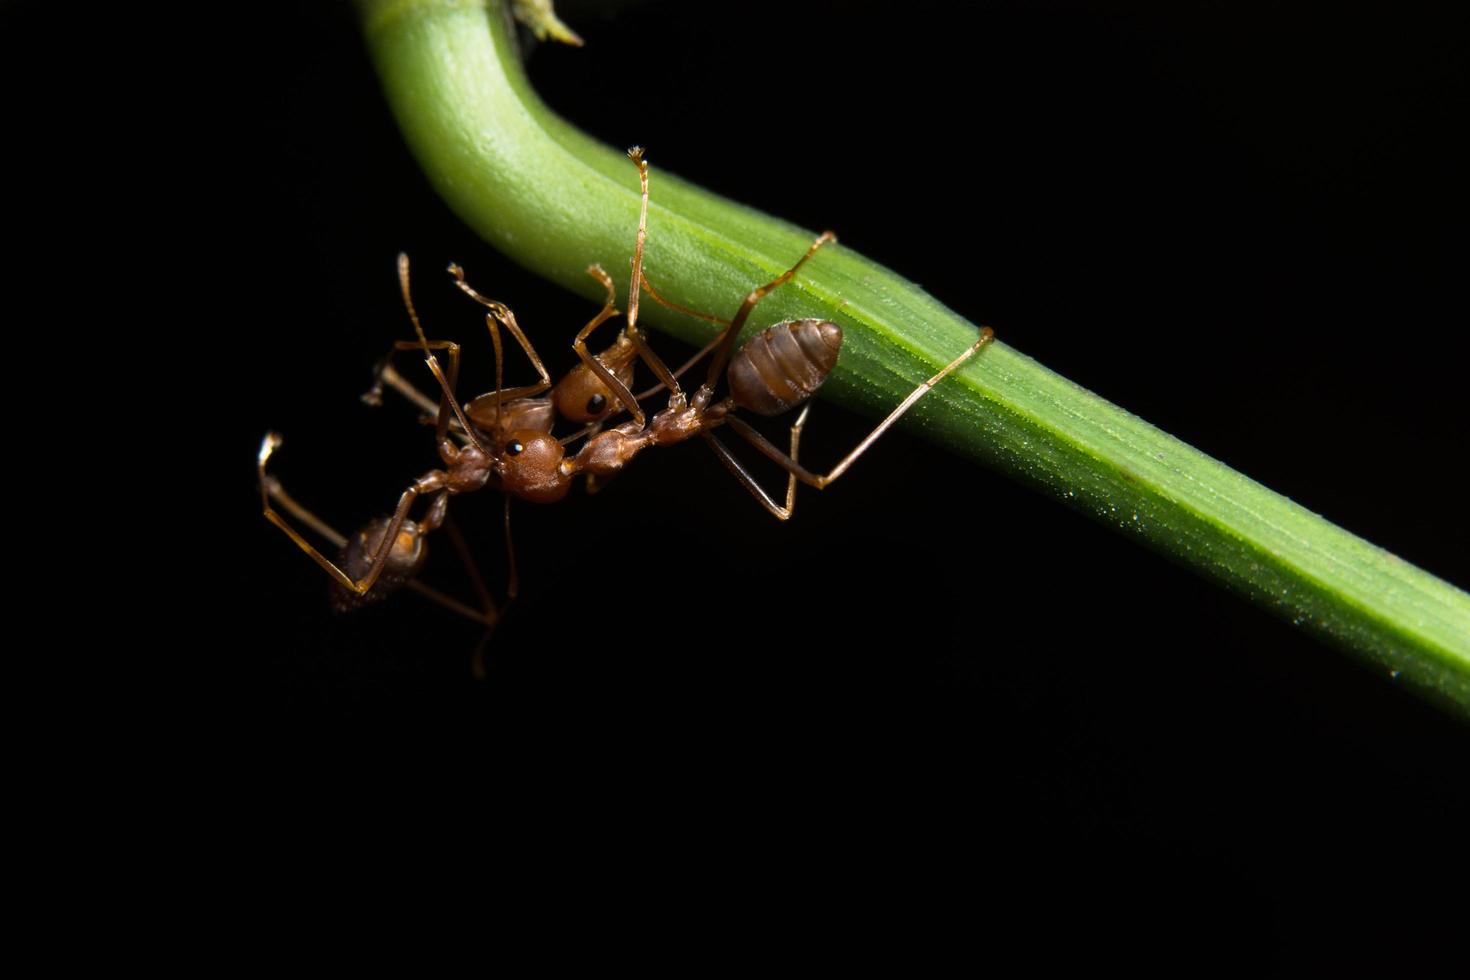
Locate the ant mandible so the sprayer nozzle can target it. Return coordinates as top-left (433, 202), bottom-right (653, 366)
top-left (260, 147), bottom-right (995, 621)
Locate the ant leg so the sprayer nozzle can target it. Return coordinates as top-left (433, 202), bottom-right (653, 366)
top-left (481, 307), bottom-right (555, 403)
top-left (571, 264), bottom-right (645, 425)
top-left (784, 401), bottom-right (809, 513)
top-left (397, 254), bottom-right (488, 455)
top-left (632, 338), bottom-right (720, 402)
top-left (624, 307), bottom-right (685, 408)
top-left (392, 338), bottom-right (463, 436)
top-left (384, 261), bottom-right (553, 432)
top-left (701, 403), bottom-right (809, 521)
top-left (368, 338), bottom-right (503, 453)
top-left (462, 307), bottom-right (569, 437)
top-left (363, 329), bottom-right (465, 419)
top-left (441, 514), bottom-right (503, 628)
top-left (639, 270), bottom-right (729, 329)
top-left (372, 324), bottom-right (548, 446)
top-left (368, 335), bottom-right (541, 421)
top-left (259, 442), bottom-right (349, 550)
top-left (631, 271), bottom-right (729, 401)
top-left (460, 498), bottom-right (529, 678)
top-left (366, 358), bottom-right (440, 419)
top-left (404, 581), bottom-right (497, 627)
top-left (460, 304), bottom-right (567, 431)
top-left (260, 432), bottom-right (452, 601)
top-left (262, 454), bottom-right (496, 626)
top-left (470, 633), bottom-right (494, 682)
top-left (365, 360), bottom-right (498, 460)
top-left (701, 231), bottom-right (837, 390)
top-left (503, 493), bottom-right (519, 600)
top-left (448, 262), bottom-right (554, 395)
top-left (622, 150), bottom-right (691, 408)
top-left (717, 329), bottom-right (995, 501)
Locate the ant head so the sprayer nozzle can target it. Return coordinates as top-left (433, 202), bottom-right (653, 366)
top-left (553, 362), bottom-right (623, 424)
top-left (497, 431), bottom-right (572, 503)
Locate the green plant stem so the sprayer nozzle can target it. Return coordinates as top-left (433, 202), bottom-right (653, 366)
top-left (356, 0), bottom-right (1470, 716)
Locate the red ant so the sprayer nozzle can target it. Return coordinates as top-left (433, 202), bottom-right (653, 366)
top-left (260, 148), bottom-right (994, 627)
top-left (258, 255), bottom-right (647, 628)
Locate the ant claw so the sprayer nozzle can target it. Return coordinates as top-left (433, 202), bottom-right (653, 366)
top-left (361, 357), bottom-right (393, 407)
top-left (258, 431), bottom-right (284, 464)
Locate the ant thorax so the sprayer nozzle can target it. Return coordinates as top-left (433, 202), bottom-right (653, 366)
top-left (445, 441), bottom-right (495, 494)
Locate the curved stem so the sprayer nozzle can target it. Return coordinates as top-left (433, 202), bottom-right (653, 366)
top-left (357, 0), bottom-right (1470, 717)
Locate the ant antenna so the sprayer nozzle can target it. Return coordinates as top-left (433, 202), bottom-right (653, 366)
top-left (626, 146), bottom-right (649, 332)
top-left (398, 252), bottom-right (433, 351)
top-left (396, 252), bottom-right (489, 456)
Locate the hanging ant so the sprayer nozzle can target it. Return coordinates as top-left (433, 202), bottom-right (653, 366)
top-left (258, 252), bottom-right (653, 626)
top-left (260, 147), bottom-right (994, 622)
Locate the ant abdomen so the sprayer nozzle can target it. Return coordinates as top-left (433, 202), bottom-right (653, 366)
top-left (330, 517), bottom-right (427, 611)
top-left (727, 318), bottom-right (843, 416)
top-left (465, 395), bottom-right (556, 441)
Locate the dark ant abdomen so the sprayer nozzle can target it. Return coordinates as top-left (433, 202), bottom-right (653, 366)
top-left (330, 517), bottom-right (427, 611)
top-left (727, 318), bottom-right (842, 416)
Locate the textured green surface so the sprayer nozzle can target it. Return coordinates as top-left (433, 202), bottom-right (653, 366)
top-left (358, 0), bottom-right (1470, 716)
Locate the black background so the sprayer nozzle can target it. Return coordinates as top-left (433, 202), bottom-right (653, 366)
top-left (40, 0), bottom-right (1470, 964)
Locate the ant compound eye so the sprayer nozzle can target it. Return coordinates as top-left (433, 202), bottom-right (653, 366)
top-left (505, 439), bottom-right (524, 456)
top-left (586, 393), bottom-right (608, 415)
